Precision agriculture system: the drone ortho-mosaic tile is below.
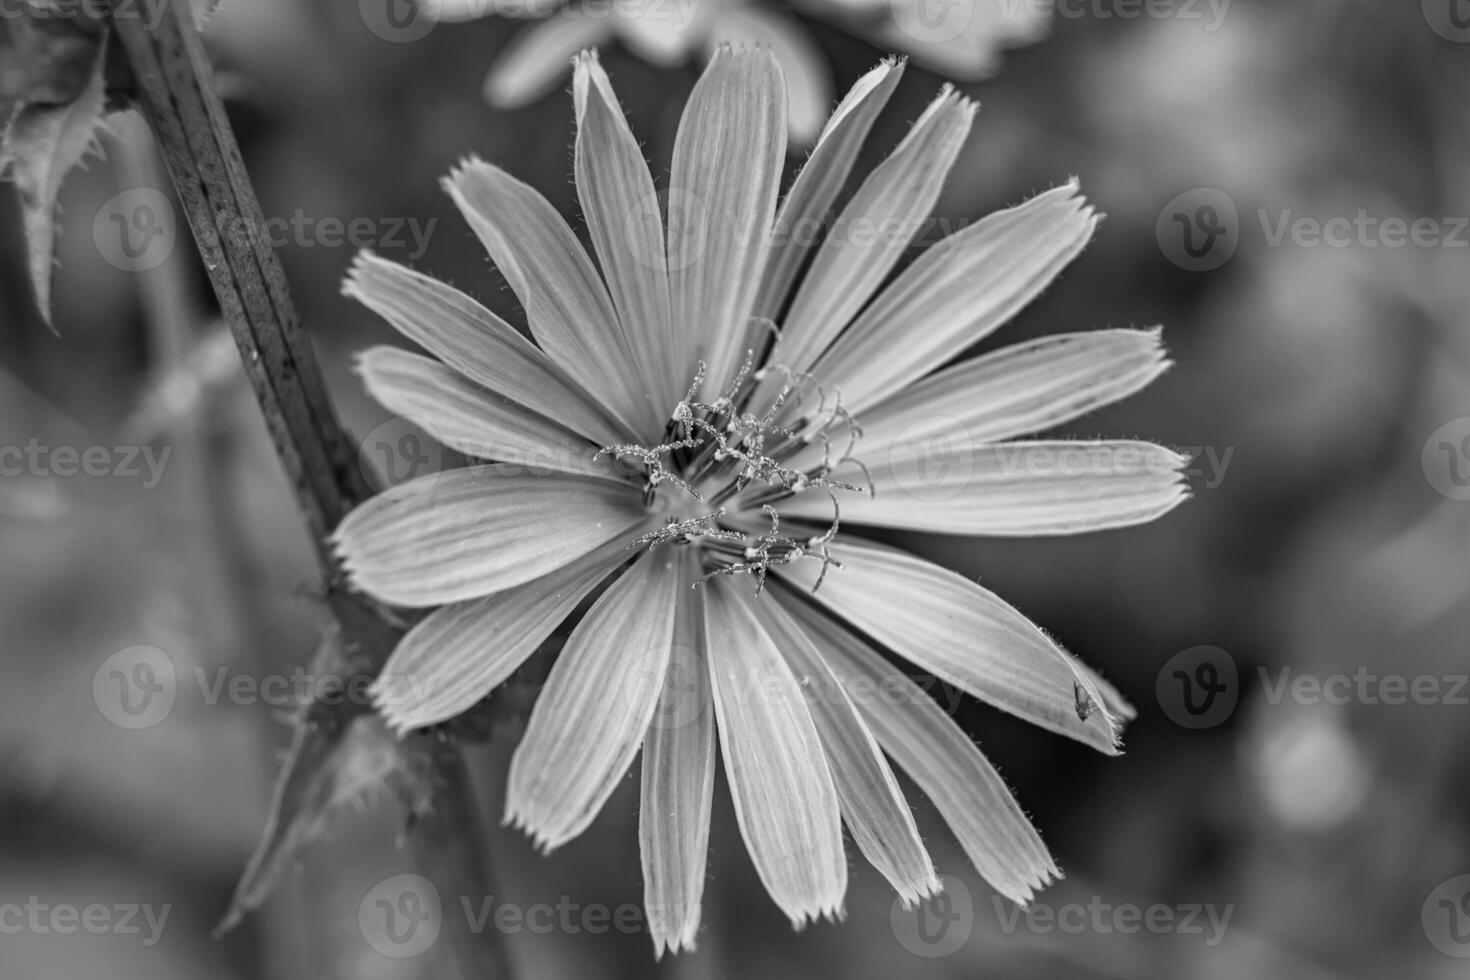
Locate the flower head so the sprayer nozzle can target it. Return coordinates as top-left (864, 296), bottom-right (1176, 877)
top-left (336, 48), bottom-right (1186, 955)
top-left (426, 0), bottom-right (1051, 141)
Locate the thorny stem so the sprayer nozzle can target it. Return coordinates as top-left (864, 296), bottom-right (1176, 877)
top-left (107, 2), bottom-right (511, 976)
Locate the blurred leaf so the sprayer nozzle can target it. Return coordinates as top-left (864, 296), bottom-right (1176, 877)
top-left (1, 24), bottom-right (110, 327)
top-left (217, 624), bottom-right (399, 936)
top-left (0, 4), bottom-right (107, 106)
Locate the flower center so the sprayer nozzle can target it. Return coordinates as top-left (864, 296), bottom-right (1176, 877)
top-left (596, 355), bottom-right (871, 594)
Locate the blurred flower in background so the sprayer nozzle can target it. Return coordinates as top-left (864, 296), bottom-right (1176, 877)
top-left (424, 0), bottom-right (1051, 140)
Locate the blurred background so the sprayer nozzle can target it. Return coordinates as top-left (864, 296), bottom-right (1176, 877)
top-left (3, 0), bottom-right (1470, 976)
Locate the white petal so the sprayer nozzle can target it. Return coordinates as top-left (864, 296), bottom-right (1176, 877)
top-left (572, 52), bottom-right (679, 413)
top-left (786, 328), bottom-right (1169, 474)
top-left (641, 583), bottom-right (716, 958)
top-left (781, 440), bottom-right (1190, 536)
top-left (506, 548), bottom-right (684, 849)
top-left (781, 598), bottom-right (1059, 905)
top-left (810, 182), bottom-right (1098, 413)
top-left (356, 346), bottom-right (621, 482)
top-left (760, 87), bottom-right (974, 389)
top-left (753, 58), bottom-right (904, 323)
top-left (371, 536), bottom-right (635, 730)
top-left (755, 596), bottom-right (939, 904)
top-left (667, 46), bottom-right (787, 396)
top-left (333, 464), bottom-right (645, 606)
top-left (444, 159), bottom-right (662, 439)
top-left (703, 577), bottom-right (846, 926)
top-left (343, 252), bottom-right (627, 447)
top-left (771, 538), bottom-right (1124, 753)
top-left (484, 10), bottom-right (616, 107)
top-left (709, 9), bottom-right (831, 144)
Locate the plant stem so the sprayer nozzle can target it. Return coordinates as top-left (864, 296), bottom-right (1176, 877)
top-left (107, 2), bottom-right (511, 976)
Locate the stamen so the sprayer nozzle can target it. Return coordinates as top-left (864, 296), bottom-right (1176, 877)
top-left (698, 503), bottom-right (844, 596)
top-left (614, 361), bottom-right (867, 594)
top-left (595, 440), bottom-right (703, 500)
top-left (634, 511), bottom-right (744, 548)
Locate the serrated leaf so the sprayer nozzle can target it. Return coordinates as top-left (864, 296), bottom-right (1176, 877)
top-left (1, 34), bottom-right (109, 327)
